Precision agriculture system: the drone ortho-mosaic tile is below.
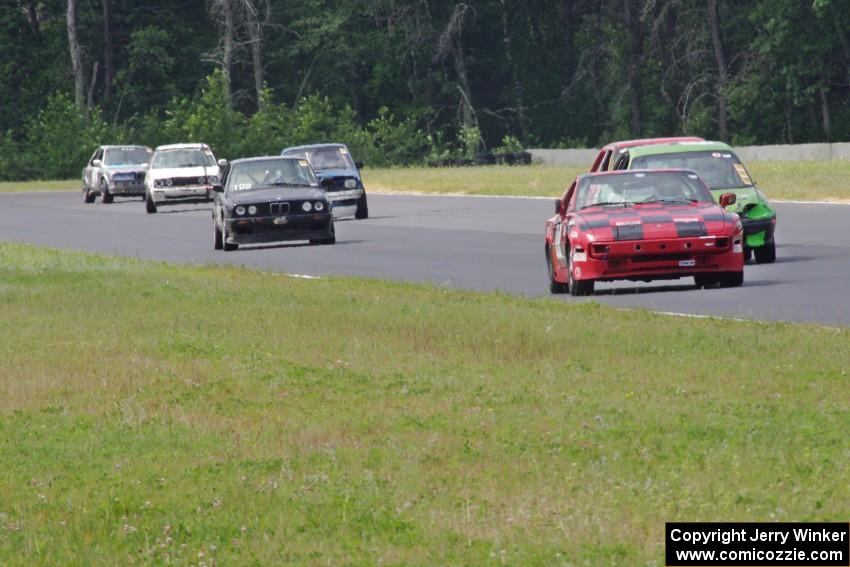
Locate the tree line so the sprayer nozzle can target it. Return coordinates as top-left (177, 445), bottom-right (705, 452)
top-left (2, 0), bottom-right (849, 179)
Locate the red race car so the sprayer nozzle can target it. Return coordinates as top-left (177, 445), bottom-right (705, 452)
top-left (589, 136), bottom-right (704, 172)
top-left (545, 169), bottom-right (744, 295)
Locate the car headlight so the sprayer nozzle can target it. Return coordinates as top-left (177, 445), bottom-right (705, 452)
top-left (345, 178), bottom-right (357, 189)
top-left (314, 201), bottom-right (325, 212)
top-left (154, 179), bottom-right (164, 188)
top-left (302, 201), bottom-right (313, 212)
top-left (198, 177), bottom-right (206, 184)
top-left (235, 206), bottom-right (246, 216)
top-left (248, 205), bottom-right (257, 215)
top-left (207, 176), bottom-right (219, 184)
top-left (165, 178), bottom-right (173, 187)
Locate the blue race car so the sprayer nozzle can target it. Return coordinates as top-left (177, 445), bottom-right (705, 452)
top-left (281, 143), bottom-right (368, 219)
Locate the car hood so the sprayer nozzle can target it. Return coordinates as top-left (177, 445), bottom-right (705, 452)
top-left (574, 202), bottom-right (735, 240)
top-left (148, 166), bottom-right (219, 179)
top-left (226, 186), bottom-right (326, 205)
top-left (315, 168), bottom-right (360, 180)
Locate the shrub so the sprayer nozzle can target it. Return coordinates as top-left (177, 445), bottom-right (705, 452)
top-left (20, 93), bottom-right (116, 179)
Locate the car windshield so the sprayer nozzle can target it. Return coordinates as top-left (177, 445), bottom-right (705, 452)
top-left (151, 149), bottom-right (215, 169)
top-left (285, 146), bottom-right (354, 171)
top-left (630, 150), bottom-right (753, 189)
top-left (103, 147), bottom-right (150, 166)
top-left (226, 159), bottom-right (319, 192)
top-left (576, 171), bottom-right (713, 210)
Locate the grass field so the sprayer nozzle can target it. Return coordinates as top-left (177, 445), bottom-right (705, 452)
top-left (362, 161), bottom-right (850, 202)
top-left (3, 160), bottom-right (850, 202)
top-left (1, 243), bottom-right (849, 565)
top-left (0, 179), bottom-right (78, 193)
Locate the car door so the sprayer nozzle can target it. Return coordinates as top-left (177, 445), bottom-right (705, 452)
top-left (90, 148), bottom-right (104, 188)
top-left (83, 148), bottom-right (99, 188)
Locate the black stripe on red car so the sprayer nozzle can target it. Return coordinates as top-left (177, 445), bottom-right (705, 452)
top-left (674, 221), bottom-right (708, 237)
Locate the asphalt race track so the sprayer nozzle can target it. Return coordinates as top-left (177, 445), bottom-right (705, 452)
top-left (1, 191), bottom-right (849, 326)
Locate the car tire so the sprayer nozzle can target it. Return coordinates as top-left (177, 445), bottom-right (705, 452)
top-left (546, 246), bottom-right (569, 294)
top-left (719, 271), bottom-right (744, 288)
top-left (101, 179), bottom-right (114, 204)
top-left (754, 241), bottom-right (776, 264)
top-left (222, 221), bottom-right (238, 251)
top-left (694, 274), bottom-right (721, 288)
top-left (145, 191), bottom-right (157, 214)
top-left (213, 215), bottom-right (223, 250)
top-left (567, 251), bottom-right (594, 296)
top-left (355, 192), bottom-right (369, 219)
top-left (83, 184), bottom-right (95, 204)
top-left (310, 222), bottom-right (336, 245)
top-left (310, 235), bottom-right (336, 245)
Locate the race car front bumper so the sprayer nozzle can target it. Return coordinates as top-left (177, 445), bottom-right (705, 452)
top-left (326, 188), bottom-right (364, 218)
top-left (151, 185), bottom-right (213, 204)
top-left (106, 180), bottom-right (145, 196)
top-left (553, 235), bottom-right (744, 283)
top-left (225, 213), bottom-right (333, 244)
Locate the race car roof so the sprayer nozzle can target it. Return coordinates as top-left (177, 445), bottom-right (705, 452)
top-left (626, 141), bottom-right (736, 158)
top-left (281, 143), bottom-right (349, 154)
top-left (578, 168), bottom-right (704, 182)
top-left (155, 143), bottom-right (212, 151)
top-left (601, 136), bottom-right (704, 151)
top-left (229, 155), bottom-right (308, 166)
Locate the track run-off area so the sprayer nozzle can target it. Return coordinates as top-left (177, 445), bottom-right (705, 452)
top-left (1, 190), bottom-right (849, 326)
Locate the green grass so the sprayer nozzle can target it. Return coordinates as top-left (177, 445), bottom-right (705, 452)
top-left (4, 160), bottom-right (850, 201)
top-left (1, 243), bottom-right (849, 565)
top-left (0, 180), bottom-right (77, 193)
top-left (363, 161), bottom-right (850, 202)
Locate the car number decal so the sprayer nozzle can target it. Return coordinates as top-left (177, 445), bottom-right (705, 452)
top-left (678, 259), bottom-right (696, 267)
top-left (733, 163), bottom-right (752, 185)
top-left (235, 183), bottom-right (252, 190)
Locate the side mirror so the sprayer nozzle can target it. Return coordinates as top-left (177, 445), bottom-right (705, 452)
top-left (355, 161), bottom-right (364, 170)
top-left (92, 159), bottom-right (102, 168)
top-left (554, 199), bottom-right (563, 215)
top-left (217, 159), bottom-right (228, 168)
top-left (212, 184), bottom-right (224, 193)
top-left (719, 193), bottom-right (736, 208)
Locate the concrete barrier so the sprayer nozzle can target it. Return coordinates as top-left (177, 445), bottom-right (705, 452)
top-left (528, 142), bottom-right (850, 165)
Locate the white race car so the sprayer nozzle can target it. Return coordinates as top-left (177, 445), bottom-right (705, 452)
top-left (144, 143), bottom-right (220, 214)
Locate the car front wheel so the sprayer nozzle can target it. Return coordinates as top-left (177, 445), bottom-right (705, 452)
top-left (718, 271), bottom-right (744, 287)
top-left (567, 251), bottom-right (594, 296)
top-left (310, 222), bottom-right (336, 245)
top-left (213, 214), bottom-right (223, 250)
top-left (355, 192), bottom-right (369, 219)
top-left (222, 220), bottom-right (238, 251)
top-left (145, 190), bottom-right (157, 214)
top-left (754, 241), bottom-right (776, 264)
top-left (101, 179), bottom-right (113, 204)
top-left (546, 245), bottom-right (568, 294)
top-left (83, 183), bottom-right (95, 204)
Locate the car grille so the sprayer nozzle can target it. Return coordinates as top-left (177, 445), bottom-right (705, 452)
top-left (631, 253), bottom-right (693, 263)
top-left (171, 176), bottom-right (206, 187)
top-left (269, 202), bottom-right (290, 216)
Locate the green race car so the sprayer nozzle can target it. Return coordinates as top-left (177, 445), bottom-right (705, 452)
top-left (610, 141), bottom-right (777, 263)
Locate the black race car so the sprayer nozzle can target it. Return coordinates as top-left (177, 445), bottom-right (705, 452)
top-left (212, 156), bottom-right (335, 251)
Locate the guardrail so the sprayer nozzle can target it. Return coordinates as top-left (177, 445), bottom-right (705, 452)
top-left (528, 142), bottom-right (850, 166)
